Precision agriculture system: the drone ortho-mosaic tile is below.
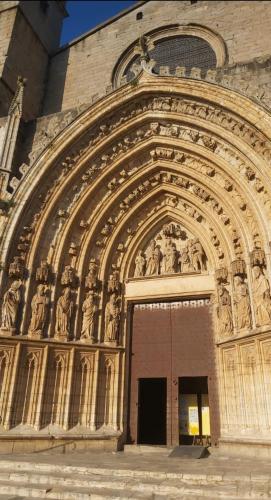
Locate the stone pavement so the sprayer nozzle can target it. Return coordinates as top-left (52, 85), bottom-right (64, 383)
top-left (0, 446), bottom-right (270, 499)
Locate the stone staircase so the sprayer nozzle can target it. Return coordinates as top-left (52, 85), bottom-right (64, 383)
top-left (0, 455), bottom-right (269, 499)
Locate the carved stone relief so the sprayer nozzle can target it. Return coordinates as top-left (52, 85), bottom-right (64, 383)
top-left (104, 293), bottom-right (120, 344)
top-left (55, 287), bottom-right (74, 340)
top-left (80, 291), bottom-right (97, 342)
top-left (0, 280), bottom-right (21, 334)
top-left (233, 276), bottom-right (252, 330)
top-left (85, 258), bottom-right (99, 290)
top-left (133, 223), bottom-right (207, 278)
top-left (216, 284), bottom-right (233, 338)
top-left (36, 260), bottom-right (50, 283)
top-left (252, 266), bottom-right (271, 327)
top-left (28, 284), bottom-right (49, 339)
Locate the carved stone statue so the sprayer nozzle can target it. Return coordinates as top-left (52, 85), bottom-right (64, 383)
top-left (1, 280), bottom-right (21, 331)
top-left (190, 238), bottom-right (206, 271)
top-left (55, 287), bottom-right (73, 339)
top-left (163, 239), bottom-right (178, 274)
top-left (233, 276), bottom-right (252, 329)
top-left (134, 250), bottom-right (146, 277)
top-left (36, 259), bottom-right (49, 283)
top-left (85, 258), bottom-right (98, 290)
top-left (179, 246), bottom-right (191, 273)
top-left (105, 293), bottom-right (120, 343)
top-left (252, 266), bottom-right (271, 326)
top-left (107, 270), bottom-right (120, 294)
top-left (29, 284), bottom-right (49, 337)
top-left (8, 257), bottom-right (24, 279)
top-left (145, 239), bottom-right (162, 276)
top-left (61, 265), bottom-right (75, 286)
top-left (217, 285), bottom-right (233, 337)
top-left (81, 291), bottom-right (97, 341)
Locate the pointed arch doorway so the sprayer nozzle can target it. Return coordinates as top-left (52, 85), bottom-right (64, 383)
top-left (127, 295), bottom-right (219, 447)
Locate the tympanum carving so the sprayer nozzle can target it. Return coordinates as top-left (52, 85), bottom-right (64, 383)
top-left (134, 250), bottom-right (146, 277)
top-left (133, 225), bottom-right (207, 278)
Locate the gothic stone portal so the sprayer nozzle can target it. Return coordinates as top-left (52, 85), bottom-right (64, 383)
top-left (129, 299), bottom-right (219, 447)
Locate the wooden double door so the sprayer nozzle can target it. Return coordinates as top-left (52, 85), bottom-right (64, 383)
top-left (128, 299), bottom-right (219, 446)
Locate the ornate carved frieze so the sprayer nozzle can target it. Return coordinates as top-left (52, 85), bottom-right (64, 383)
top-left (132, 223), bottom-right (207, 278)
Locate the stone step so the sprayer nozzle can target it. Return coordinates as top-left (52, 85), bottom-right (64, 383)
top-left (0, 459), bottom-right (238, 483)
top-left (0, 481), bottom-right (153, 499)
top-left (0, 478), bottom-right (250, 499)
top-left (0, 458), bottom-right (269, 499)
top-left (0, 470), bottom-right (269, 499)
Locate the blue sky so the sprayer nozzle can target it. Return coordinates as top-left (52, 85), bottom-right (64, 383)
top-left (61, 1), bottom-right (137, 45)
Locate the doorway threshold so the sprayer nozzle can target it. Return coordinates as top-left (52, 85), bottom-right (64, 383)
top-left (124, 444), bottom-right (174, 455)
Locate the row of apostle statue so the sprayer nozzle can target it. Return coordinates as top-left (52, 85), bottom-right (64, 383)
top-left (0, 261), bottom-right (122, 343)
top-left (216, 265), bottom-right (271, 337)
top-left (1, 254), bottom-right (271, 340)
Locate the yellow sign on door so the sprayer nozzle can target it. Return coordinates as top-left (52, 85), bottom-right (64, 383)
top-left (179, 394), bottom-right (199, 436)
top-left (201, 394), bottom-right (210, 435)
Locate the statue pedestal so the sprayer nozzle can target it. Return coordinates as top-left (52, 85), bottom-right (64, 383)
top-left (55, 332), bottom-right (68, 342)
top-left (28, 330), bottom-right (43, 340)
top-left (0, 327), bottom-right (16, 337)
top-left (104, 340), bottom-right (118, 348)
top-left (80, 336), bottom-right (95, 344)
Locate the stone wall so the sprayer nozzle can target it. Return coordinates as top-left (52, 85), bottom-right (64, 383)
top-left (43, 0), bottom-right (271, 114)
top-left (0, 1), bottom-right (66, 120)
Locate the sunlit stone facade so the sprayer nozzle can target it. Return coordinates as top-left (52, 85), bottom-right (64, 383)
top-left (1, 0), bottom-right (271, 456)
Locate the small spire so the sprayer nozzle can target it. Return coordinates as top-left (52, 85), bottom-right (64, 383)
top-left (8, 76), bottom-right (27, 116)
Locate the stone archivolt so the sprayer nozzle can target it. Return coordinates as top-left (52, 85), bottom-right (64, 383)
top-left (1, 74), bottom-right (271, 442)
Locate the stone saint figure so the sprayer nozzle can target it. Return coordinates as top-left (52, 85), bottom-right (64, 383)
top-left (233, 276), bottom-right (252, 330)
top-left (107, 270), bottom-right (120, 294)
top-left (81, 292), bottom-right (97, 340)
top-left (61, 265), bottom-right (75, 286)
top-left (217, 285), bottom-right (233, 337)
top-left (164, 239), bottom-right (178, 274)
top-left (252, 266), bottom-right (271, 326)
top-left (85, 259), bottom-right (98, 290)
top-left (1, 280), bottom-right (21, 330)
top-left (8, 257), bottom-right (24, 279)
top-left (134, 250), bottom-right (146, 277)
top-left (55, 287), bottom-right (73, 338)
top-left (29, 284), bottom-right (49, 336)
top-left (179, 246), bottom-right (191, 273)
top-left (145, 239), bottom-right (162, 276)
top-left (36, 260), bottom-right (49, 283)
top-left (191, 239), bottom-right (206, 271)
top-left (105, 294), bottom-right (120, 342)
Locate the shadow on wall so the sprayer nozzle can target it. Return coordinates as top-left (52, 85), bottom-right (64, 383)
top-left (41, 47), bottom-right (70, 116)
